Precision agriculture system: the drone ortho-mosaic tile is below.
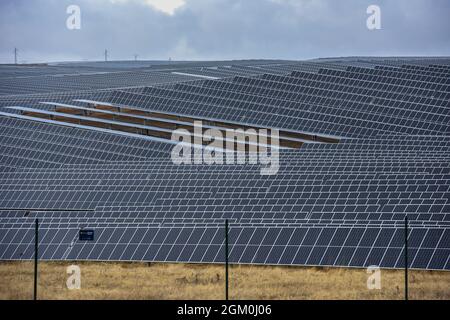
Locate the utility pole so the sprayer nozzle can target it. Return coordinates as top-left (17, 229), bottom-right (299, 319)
top-left (104, 49), bottom-right (108, 62)
top-left (14, 48), bottom-right (18, 65)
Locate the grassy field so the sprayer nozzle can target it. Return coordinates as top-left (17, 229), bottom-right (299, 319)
top-left (0, 261), bottom-right (448, 300)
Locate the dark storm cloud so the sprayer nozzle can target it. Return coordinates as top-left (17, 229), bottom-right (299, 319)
top-left (0, 0), bottom-right (449, 63)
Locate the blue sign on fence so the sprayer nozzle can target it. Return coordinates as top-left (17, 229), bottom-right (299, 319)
top-left (79, 229), bottom-right (94, 241)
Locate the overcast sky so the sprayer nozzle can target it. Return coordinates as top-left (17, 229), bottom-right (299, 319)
top-left (1, 0), bottom-right (449, 63)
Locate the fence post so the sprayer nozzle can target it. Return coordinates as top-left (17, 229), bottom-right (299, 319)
top-left (404, 215), bottom-right (408, 301)
top-left (34, 218), bottom-right (39, 300)
top-left (225, 219), bottom-right (229, 301)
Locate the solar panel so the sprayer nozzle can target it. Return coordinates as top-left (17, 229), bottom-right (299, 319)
top-left (0, 58), bottom-right (449, 271)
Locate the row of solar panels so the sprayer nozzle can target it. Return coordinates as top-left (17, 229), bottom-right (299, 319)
top-left (1, 224), bottom-right (448, 270)
top-left (0, 60), bottom-right (301, 96)
top-left (1, 115), bottom-right (450, 169)
top-left (0, 72), bottom-right (197, 96)
top-left (1, 215), bottom-right (446, 228)
top-left (0, 159), bottom-right (448, 215)
top-left (1, 62), bottom-right (449, 141)
top-left (99, 66), bottom-right (450, 138)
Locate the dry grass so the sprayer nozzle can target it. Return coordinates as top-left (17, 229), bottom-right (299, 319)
top-left (0, 261), bottom-right (448, 300)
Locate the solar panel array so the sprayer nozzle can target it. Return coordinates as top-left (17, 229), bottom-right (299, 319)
top-left (0, 58), bottom-right (449, 270)
top-left (0, 60), bottom-right (289, 96)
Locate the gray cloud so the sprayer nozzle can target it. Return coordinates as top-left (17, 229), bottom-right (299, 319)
top-left (0, 0), bottom-right (449, 63)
